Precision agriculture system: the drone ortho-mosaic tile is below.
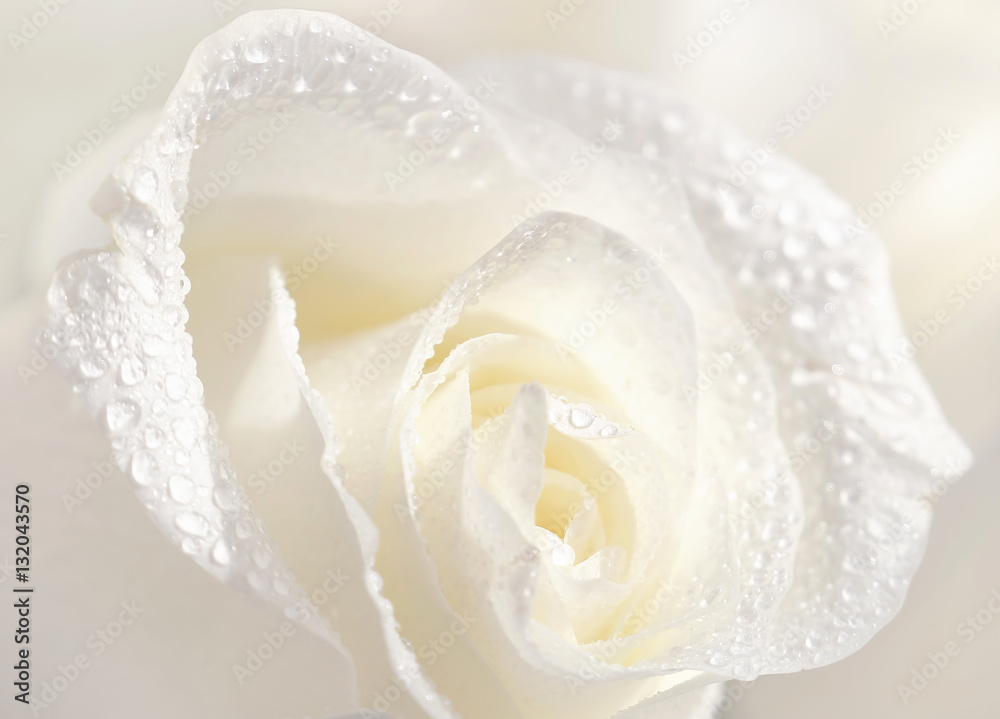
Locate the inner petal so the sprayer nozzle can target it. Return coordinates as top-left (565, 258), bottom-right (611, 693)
top-left (534, 468), bottom-right (588, 538)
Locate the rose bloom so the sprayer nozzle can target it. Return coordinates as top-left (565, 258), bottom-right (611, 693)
top-left (9, 9), bottom-right (972, 719)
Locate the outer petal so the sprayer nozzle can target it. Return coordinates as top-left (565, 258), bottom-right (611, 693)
top-left (39, 10), bottom-right (534, 717)
top-left (1, 296), bottom-right (355, 718)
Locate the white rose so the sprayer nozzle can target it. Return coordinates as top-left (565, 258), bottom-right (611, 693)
top-left (35, 10), bottom-right (969, 718)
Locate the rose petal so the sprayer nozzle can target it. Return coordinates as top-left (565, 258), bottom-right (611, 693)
top-left (1, 296), bottom-right (356, 717)
top-left (461, 56), bottom-right (972, 669)
top-left (381, 213), bottom-right (715, 718)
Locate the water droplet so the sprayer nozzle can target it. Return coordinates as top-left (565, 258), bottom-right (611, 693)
top-left (761, 519), bottom-right (782, 541)
top-left (175, 512), bottom-right (209, 537)
top-left (213, 483), bottom-right (238, 512)
top-left (130, 167), bottom-right (158, 203)
top-left (782, 235), bottom-right (809, 260)
top-left (119, 356), bottom-right (146, 385)
top-left (348, 63), bottom-right (378, 92)
top-left (790, 306), bottom-right (818, 331)
top-left (398, 73), bottom-right (430, 102)
top-left (80, 356), bottom-right (106, 378)
top-left (832, 364), bottom-right (844, 375)
top-left (105, 400), bottom-right (140, 434)
top-left (334, 43), bottom-right (356, 65)
top-left (754, 593), bottom-right (776, 610)
top-left (569, 406), bottom-right (595, 428)
top-left (211, 539), bottom-right (232, 565)
top-left (131, 451), bottom-right (156, 486)
top-left (144, 426), bottom-right (164, 449)
top-left (247, 570), bottom-right (268, 591)
top-left (171, 417), bottom-right (196, 448)
top-left (777, 201), bottom-right (801, 225)
top-left (244, 37), bottom-right (272, 64)
top-left (252, 547), bottom-right (272, 569)
top-left (169, 475), bottom-right (194, 503)
top-left (824, 269), bottom-right (850, 291)
top-left (551, 543), bottom-right (575, 567)
top-left (165, 373), bottom-right (186, 400)
top-left (709, 652), bottom-right (731, 667)
top-left (142, 336), bottom-right (164, 356)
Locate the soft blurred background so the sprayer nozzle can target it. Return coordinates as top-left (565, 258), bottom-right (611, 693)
top-left (0, 0), bottom-right (997, 717)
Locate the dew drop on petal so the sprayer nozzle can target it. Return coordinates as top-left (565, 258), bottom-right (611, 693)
top-left (144, 426), bottom-right (164, 449)
top-left (569, 406), bottom-right (595, 428)
top-left (244, 36), bottom-right (272, 64)
top-left (105, 400), bottom-right (140, 434)
top-left (211, 539), bottom-right (232, 565)
top-left (175, 512), bottom-right (209, 537)
top-left (171, 417), bottom-right (197, 448)
top-left (247, 570), bottom-right (268, 591)
top-left (164, 373), bottom-right (186, 401)
top-left (119, 356), bottom-right (147, 385)
top-left (80, 356), bottom-right (106, 378)
top-left (252, 547), bottom-right (272, 569)
top-left (213, 483), bottom-right (238, 512)
top-left (168, 475), bottom-right (194, 504)
top-left (551, 543), bottom-right (576, 567)
top-left (131, 451), bottom-right (155, 486)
